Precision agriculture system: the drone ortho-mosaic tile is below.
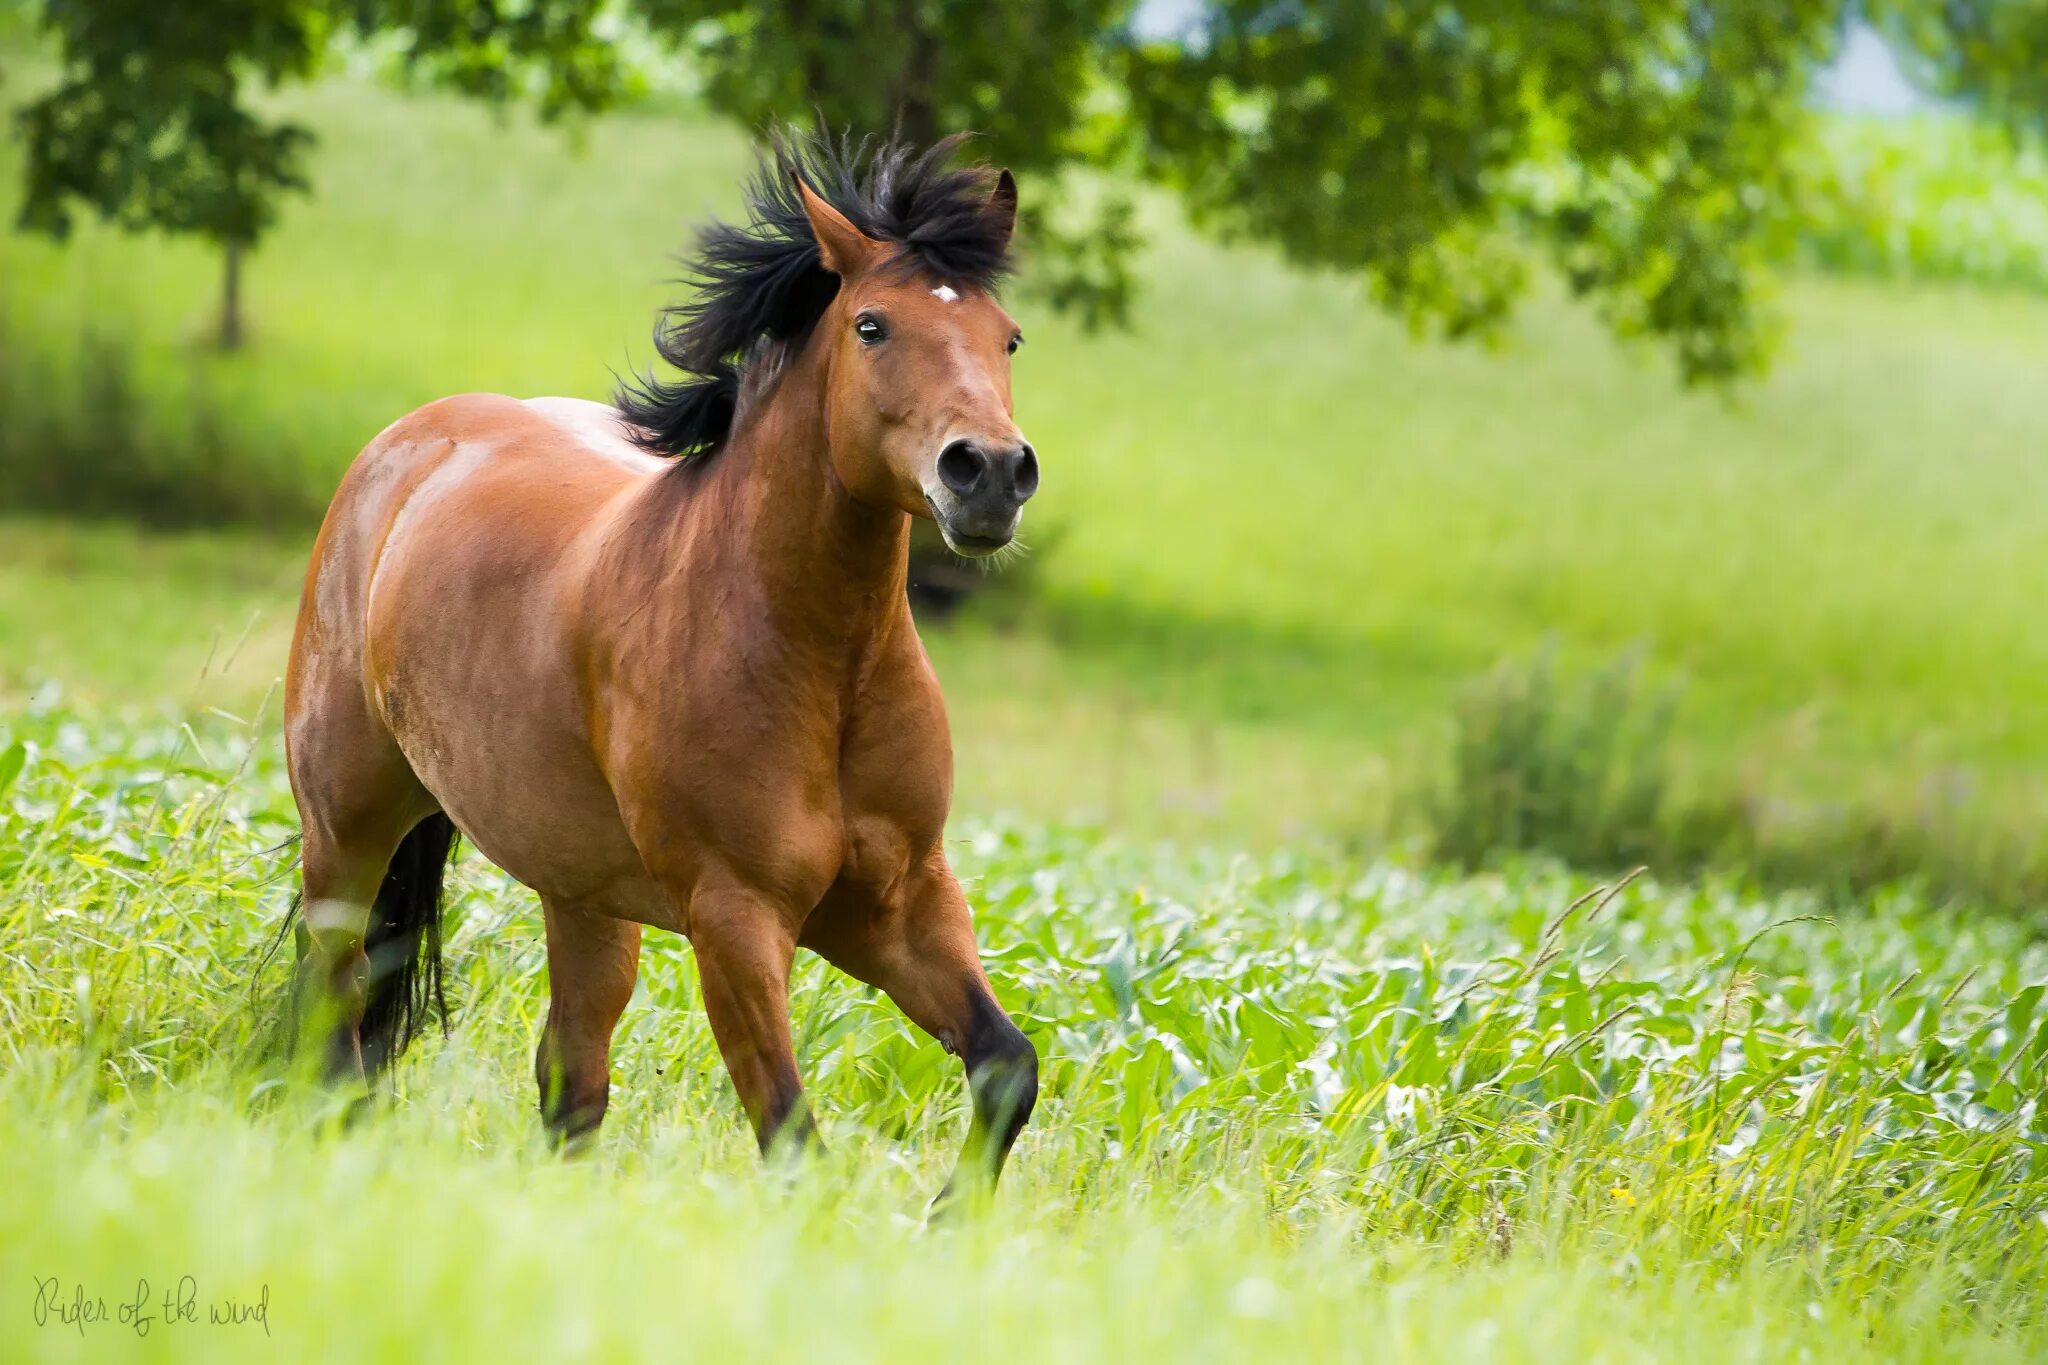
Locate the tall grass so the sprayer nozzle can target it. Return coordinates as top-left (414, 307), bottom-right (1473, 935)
top-left (1432, 647), bottom-right (1677, 871)
top-left (2, 708), bottom-right (2045, 1359)
top-left (0, 303), bottom-right (320, 528)
top-left (1433, 647), bottom-right (2048, 913)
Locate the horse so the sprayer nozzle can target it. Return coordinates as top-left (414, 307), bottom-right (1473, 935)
top-left (283, 131), bottom-right (1041, 1202)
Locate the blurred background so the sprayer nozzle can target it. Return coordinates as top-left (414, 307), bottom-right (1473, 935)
top-left (3, 0), bottom-right (2045, 912)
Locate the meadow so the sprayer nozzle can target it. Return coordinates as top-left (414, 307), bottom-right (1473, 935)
top-left (3, 44), bottom-right (2048, 1365)
top-left (1, 715), bottom-right (2044, 1362)
top-left (5, 68), bottom-right (2048, 849)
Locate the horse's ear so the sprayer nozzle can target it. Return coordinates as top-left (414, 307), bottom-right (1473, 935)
top-left (792, 174), bottom-right (881, 278)
top-left (984, 169), bottom-right (1018, 251)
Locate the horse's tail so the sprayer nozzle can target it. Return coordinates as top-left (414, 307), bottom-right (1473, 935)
top-left (359, 813), bottom-right (461, 1076)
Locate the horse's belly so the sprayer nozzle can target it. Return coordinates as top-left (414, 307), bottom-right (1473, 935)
top-left (369, 557), bottom-right (659, 912)
top-left (412, 725), bottom-right (659, 914)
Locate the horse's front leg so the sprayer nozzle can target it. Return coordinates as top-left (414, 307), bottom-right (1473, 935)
top-left (687, 882), bottom-right (821, 1157)
top-left (805, 855), bottom-right (1039, 1207)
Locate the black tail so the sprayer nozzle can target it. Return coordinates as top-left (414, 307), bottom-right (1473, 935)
top-left (360, 814), bottom-right (461, 1076)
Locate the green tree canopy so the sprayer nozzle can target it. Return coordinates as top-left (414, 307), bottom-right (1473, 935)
top-left (11, 0), bottom-right (621, 345)
top-left (12, 1), bottom-right (2044, 375)
top-left (1117, 1), bottom-right (1841, 381)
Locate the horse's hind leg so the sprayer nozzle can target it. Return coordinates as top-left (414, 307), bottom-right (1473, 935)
top-left (287, 684), bottom-right (437, 1084)
top-left (535, 898), bottom-right (642, 1145)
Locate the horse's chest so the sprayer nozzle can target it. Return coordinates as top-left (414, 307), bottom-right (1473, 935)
top-left (830, 702), bottom-right (949, 887)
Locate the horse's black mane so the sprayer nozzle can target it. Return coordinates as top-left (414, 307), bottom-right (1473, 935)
top-left (616, 129), bottom-right (1015, 461)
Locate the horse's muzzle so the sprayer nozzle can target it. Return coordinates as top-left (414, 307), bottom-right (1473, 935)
top-left (927, 438), bottom-right (1036, 556)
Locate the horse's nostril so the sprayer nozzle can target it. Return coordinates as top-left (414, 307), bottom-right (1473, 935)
top-left (937, 440), bottom-right (985, 496)
top-left (1012, 444), bottom-right (1039, 500)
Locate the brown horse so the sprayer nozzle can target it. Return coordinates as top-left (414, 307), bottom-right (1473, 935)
top-left (283, 133), bottom-right (1040, 1200)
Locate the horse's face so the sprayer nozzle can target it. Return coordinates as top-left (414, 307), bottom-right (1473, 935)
top-left (797, 178), bottom-right (1036, 558)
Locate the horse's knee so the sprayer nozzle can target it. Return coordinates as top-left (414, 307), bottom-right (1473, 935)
top-left (968, 1011), bottom-right (1038, 1135)
top-left (290, 905), bottom-right (373, 1081)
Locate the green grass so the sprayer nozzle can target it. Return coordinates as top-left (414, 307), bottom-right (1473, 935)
top-left (5, 68), bottom-right (2048, 840)
top-left (6, 46), bottom-right (2048, 1363)
top-left (2, 712), bottom-right (2044, 1361)
top-left (0, 515), bottom-right (1390, 844)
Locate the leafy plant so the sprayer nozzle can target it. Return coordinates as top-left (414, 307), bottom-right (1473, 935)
top-left (2, 708), bottom-right (2045, 1359)
top-left (1431, 645), bottom-right (2048, 915)
top-left (1796, 114), bottom-right (2048, 293)
top-left (1432, 646), bottom-right (1678, 872)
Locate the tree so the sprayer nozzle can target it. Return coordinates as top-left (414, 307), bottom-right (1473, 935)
top-left (1876, 0), bottom-right (2048, 134)
top-left (1117, 1), bottom-right (1846, 383)
top-left (644, 0), bottom-right (1142, 328)
top-left (13, 0), bottom-right (622, 348)
top-left (16, 2), bottom-right (2046, 376)
top-left (655, 1), bottom-right (1854, 383)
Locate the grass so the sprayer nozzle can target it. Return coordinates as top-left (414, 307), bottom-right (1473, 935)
top-left (1432, 647), bottom-right (2048, 911)
top-left (6, 39), bottom-right (2048, 1365)
top-left (4, 66), bottom-right (2048, 835)
top-left (2, 710), bottom-right (2044, 1361)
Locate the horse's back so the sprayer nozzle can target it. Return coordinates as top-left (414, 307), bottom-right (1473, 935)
top-left (295, 393), bottom-right (649, 682)
top-left (288, 393), bottom-right (669, 903)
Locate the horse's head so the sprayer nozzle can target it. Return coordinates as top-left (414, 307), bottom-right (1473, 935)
top-left (795, 174), bottom-right (1035, 558)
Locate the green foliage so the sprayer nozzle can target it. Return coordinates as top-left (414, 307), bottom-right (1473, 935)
top-left (1, 711), bottom-right (2045, 1358)
top-left (1433, 647), bottom-right (1676, 872)
top-left (645, 0), bottom-right (1121, 154)
top-left (9, 0), bottom-right (622, 342)
top-left (1796, 114), bottom-right (2048, 292)
top-left (643, 0), bottom-right (1853, 380)
top-left (1877, 0), bottom-right (2048, 136)
top-left (1121, 1), bottom-right (1847, 383)
top-left (0, 300), bottom-right (320, 526)
top-left (13, 1), bottom-right (329, 248)
top-left (365, 0), bottom-right (628, 117)
top-left (1431, 648), bottom-right (2048, 914)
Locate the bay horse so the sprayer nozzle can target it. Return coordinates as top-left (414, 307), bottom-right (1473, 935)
top-left (283, 132), bottom-right (1040, 1201)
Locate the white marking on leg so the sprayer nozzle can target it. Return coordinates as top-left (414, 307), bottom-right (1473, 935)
top-left (304, 897), bottom-right (370, 940)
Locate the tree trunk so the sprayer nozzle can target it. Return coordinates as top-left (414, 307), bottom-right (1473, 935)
top-left (218, 240), bottom-right (245, 351)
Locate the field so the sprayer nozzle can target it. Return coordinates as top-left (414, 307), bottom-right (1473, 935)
top-left (6, 71), bottom-right (2048, 844)
top-left (2, 718), bottom-right (2045, 1361)
top-left (4, 47), bottom-right (2048, 1365)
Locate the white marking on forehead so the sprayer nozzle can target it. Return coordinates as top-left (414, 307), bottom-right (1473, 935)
top-left (931, 284), bottom-right (960, 303)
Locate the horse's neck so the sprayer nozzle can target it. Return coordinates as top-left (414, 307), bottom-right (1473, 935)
top-left (642, 357), bottom-right (911, 671)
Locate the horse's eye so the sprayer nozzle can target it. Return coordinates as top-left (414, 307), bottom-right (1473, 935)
top-left (855, 316), bottom-right (888, 345)
top-left (1007, 333), bottom-right (1023, 356)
